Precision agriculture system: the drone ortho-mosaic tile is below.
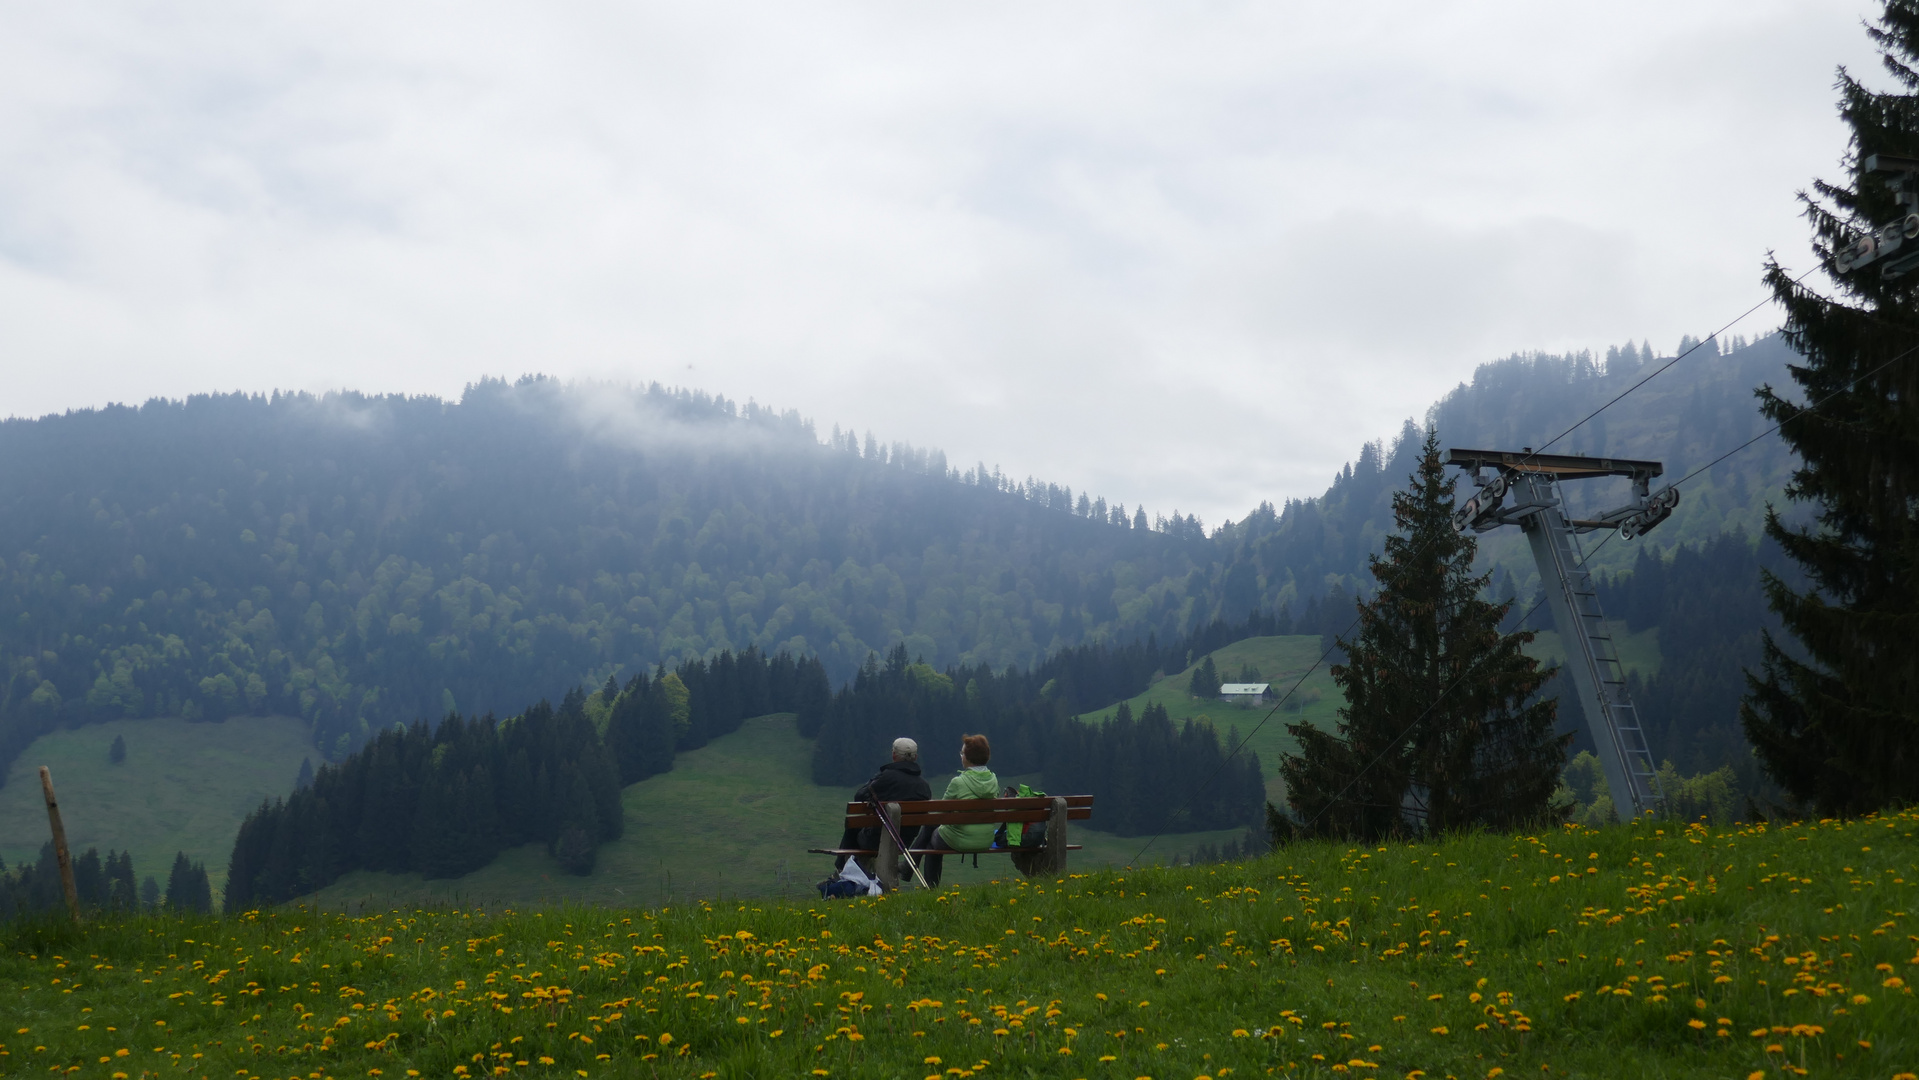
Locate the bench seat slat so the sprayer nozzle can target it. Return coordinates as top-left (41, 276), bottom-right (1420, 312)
top-left (842, 796), bottom-right (1091, 814)
top-left (806, 846), bottom-right (1082, 857)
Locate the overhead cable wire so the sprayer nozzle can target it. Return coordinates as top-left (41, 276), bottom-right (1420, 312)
top-left (1518, 268), bottom-right (1815, 465)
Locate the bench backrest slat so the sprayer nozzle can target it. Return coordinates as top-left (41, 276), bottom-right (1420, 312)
top-left (841, 795), bottom-right (1094, 831)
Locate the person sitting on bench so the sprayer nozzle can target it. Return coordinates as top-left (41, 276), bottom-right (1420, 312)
top-left (834, 737), bottom-right (932, 871)
top-left (913, 733), bottom-right (998, 888)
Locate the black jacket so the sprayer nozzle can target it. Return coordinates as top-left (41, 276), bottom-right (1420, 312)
top-left (854, 759), bottom-right (931, 804)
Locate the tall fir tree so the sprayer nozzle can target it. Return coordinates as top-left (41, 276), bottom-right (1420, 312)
top-left (1278, 430), bottom-right (1564, 841)
top-left (1744, 1), bottom-right (1919, 814)
top-left (165, 851), bottom-right (212, 913)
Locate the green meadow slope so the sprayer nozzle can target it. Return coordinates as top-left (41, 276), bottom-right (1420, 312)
top-left (9, 806), bottom-right (1915, 1079)
top-left (1077, 636), bottom-right (1336, 804)
top-left (1080, 628), bottom-right (1664, 807)
top-left (0, 715), bottom-right (312, 895)
top-left (308, 713), bottom-right (1250, 911)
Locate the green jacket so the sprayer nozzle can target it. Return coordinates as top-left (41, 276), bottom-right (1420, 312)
top-left (937, 767), bottom-right (1000, 851)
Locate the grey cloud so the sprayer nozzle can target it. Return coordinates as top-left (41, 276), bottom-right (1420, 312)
top-left (0, 0), bottom-right (1883, 525)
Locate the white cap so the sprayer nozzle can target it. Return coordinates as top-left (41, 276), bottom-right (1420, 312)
top-left (892, 737), bottom-right (919, 758)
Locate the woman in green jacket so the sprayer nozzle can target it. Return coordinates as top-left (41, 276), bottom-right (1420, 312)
top-left (916, 734), bottom-right (997, 888)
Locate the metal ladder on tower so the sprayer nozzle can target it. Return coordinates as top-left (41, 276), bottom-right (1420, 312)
top-left (1447, 448), bottom-right (1680, 818)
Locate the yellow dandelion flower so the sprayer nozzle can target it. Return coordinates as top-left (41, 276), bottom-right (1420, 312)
top-left (1688, 1019), bottom-right (1707, 1030)
top-left (1430, 1027), bottom-right (1448, 1036)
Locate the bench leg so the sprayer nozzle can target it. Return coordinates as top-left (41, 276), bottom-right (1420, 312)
top-left (1012, 797), bottom-right (1070, 879)
top-left (876, 802), bottom-right (902, 892)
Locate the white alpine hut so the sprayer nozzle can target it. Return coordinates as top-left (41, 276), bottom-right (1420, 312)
top-left (1219, 682), bottom-right (1270, 703)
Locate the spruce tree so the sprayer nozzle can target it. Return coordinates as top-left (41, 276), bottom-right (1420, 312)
top-left (1188, 656), bottom-right (1221, 698)
top-left (1278, 430), bottom-right (1564, 840)
top-left (1742, 1), bottom-right (1919, 815)
top-left (165, 851), bottom-right (195, 911)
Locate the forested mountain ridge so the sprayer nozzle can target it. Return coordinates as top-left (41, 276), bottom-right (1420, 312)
top-left (0, 378), bottom-right (1217, 779)
top-left (0, 333), bottom-right (1803, 788)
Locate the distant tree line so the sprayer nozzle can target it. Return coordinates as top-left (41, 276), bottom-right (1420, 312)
top-left (228, 615), bottom-right (1284, 908)
top-left (808, 616), bottom-right (1279, 836)
top-left (224, 647), bottom-right (827, 909)
top-left (1, 844), bottom-right (211, 921)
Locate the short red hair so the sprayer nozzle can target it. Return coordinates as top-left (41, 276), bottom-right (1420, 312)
top-left (961, 734), bottom-right (991, 766)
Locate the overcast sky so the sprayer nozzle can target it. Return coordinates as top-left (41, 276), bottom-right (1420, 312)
top-left (0, 1), bottom-right (1883, 525)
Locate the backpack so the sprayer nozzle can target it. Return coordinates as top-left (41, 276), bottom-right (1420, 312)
top-left (993, 783), bottom-right (1048, 850)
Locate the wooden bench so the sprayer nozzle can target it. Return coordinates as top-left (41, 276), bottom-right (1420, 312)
top-left (809, 795), bottom-right (1093, 890)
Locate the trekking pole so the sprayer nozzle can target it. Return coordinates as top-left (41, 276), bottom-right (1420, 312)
top-left (867, 799), bottom-right (931, 889)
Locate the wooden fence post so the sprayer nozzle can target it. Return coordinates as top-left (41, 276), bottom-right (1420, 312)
top-left (38, 766), bottom-right (82, 924)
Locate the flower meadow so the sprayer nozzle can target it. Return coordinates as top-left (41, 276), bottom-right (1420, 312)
top-left (4, 810), bottom-right (1916, 1080)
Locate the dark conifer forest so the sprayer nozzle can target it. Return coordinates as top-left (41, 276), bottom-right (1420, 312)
top-left (227, 613), bottom-right (1282, 908)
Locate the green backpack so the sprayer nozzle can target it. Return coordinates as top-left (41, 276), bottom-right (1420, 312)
top-left (994, 784), bottom-right (1049, 849)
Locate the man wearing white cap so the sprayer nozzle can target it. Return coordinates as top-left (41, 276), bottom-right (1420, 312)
top-left (834, 737), bottom-right (932, 871)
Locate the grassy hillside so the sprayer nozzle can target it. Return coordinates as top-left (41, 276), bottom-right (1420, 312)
top-left (1077, 635), bottom-right (1336, 803)
top-left (0, 714), bottom-right (311, 894)
top-left (9, 806), bottom-right (1915, 1079)
top-left (308, 713), bottom-right (1248, 911)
